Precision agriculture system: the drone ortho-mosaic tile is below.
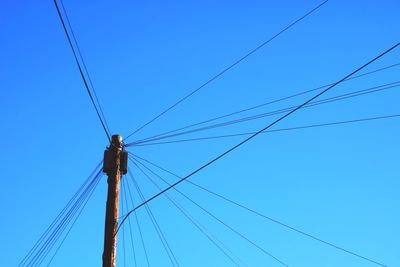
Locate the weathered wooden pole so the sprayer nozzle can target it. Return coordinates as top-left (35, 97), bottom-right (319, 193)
top-left (102, 134), bottom-right (127, 267)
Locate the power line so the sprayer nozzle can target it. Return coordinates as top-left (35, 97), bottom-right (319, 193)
top-left (124, 0), bottom-right (329, 140)
top-left (131, 154), bottom-right (388, 267)
top-left (127, 81), bottom-right (400, 146)
top-left (129, 62), bottom-right (400, 146)
top-left (18, 161), bottom-right (102, 267)
top-left (119, 42), bottom-right (400, 233)
top-left (128, 171), bottom-right (180, 267)
top-left (186, 183), bottom-right (388, 267)
top-left (58, 0), bottom-right (111, 135)
top-left (131, 157), bottom-right (286, 266)
top-left (120, 177), bottom-right (127, 267)
top-left (54, 0), bottom-right (111, 141)
top-left (23, 169), bottom-right (103, 266)
top-left (45, 172), bottom-right (102, 266)
top-left (130, 114), bottom-right (400, 146)
top-left (130, 158), bottom-right (245, 267)
top-left (121, 178), bottom-right (138, 267)
top-left (124, 175), bottom-right (150, 267)
top-left (34, 172), bottom-right (102, 267)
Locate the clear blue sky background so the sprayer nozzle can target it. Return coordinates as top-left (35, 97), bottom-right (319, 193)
top-left (1, 0), bottom-right (399, 266)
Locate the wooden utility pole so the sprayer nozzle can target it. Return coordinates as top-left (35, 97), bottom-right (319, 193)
top-left (102, 134), bottom-right (127, 267)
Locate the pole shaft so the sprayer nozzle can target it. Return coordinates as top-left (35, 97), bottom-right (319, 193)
top-left (102, 135), bottom-right (123, 267)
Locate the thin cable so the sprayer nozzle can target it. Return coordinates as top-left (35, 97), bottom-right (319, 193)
top-left (29, 171), bottom-right (102, 266)
top-left (127, 81), bottom-right (400, 146)
top-left (187, 182), bottom-right (388, 267)
top-left (130, 62), bottom-right (400, 145)
top-left (46, 173), bottom-right (102, 266)
top-left (130, 114), bottom-right (400, 146)
top-left (18, 161), bottom-right (102, 267)
top-left (54, 0), bottom-right (111, 141)
top-left (119, 42), bottom-right (400, 233)
top-left (21, 166), bottom-right (102, 266)
top-left (130, 157), bottom-right (287, 266)
top-left (128, 171), bottom-right (180, 267)
top-left (121, 176), bottom-right (127, 267)
top-left (122, 178), bottom-right (138, 267)
top-left (35, 172), bottom-right (102, 266)
top-left (132, 154), bottom-right (388, 267)
top-left (124, 176), bottom-right (150, 267)
top-left (131, 160), bottom-right (241, 266)
top-left (58, 0), bottom-right (111, 135)
top-left (124, 0), bottom-right (329, 140)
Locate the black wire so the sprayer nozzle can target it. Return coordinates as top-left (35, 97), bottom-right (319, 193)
top-left (18, 161), bottom-right (102, 267)
top-left (35, 172), bottom-right (102, 267)
top-left (124, 175), bottom-right (150, 267)
top-left (121, 176), bottom-right (127, 267)
top-left (130, 158), bottom-right (247, 267)
top-left (28, 170), bottom-right (102, 266)
top-left (128, 171), bottom-right (180, 267)
top-left (124, 0), bottom-right (329, 141)
top-left (186, 182), bottom-right (388, 267)
top-left (130, 62), bottom-right (400, 145)
top-left (45, 172), bottom-right (103, 266)
top-left (127, 81), bottom-right (400, 146)
top-left (118, 42), bottom-right (400, 234)
top-left (53, 0), bottom-right (111, 142)
top-left (130, 114), bottom-right (400, 146)
top-left (129, 157), bottom-right (287, 266)
top-left (132, 154), bottom-right (388, 267)
top-left (58, 0), bottom-right (111, 135)
top-left (121, 178), bottom-right (138, 267)
top-left (23, 167), bottom-right (102, 266)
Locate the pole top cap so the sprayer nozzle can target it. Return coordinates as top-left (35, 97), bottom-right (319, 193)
top-left (111, 134), bottom-right (123, 148)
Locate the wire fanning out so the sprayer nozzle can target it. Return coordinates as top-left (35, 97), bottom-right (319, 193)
top-left (124, 0), bottom-right (329, 140)
top-left (130, 159), bottom-right (246, 266)
top-left (124, 176), bottom-right (150, 267)
top-left (131, 157), bottom-right (284, 266)
top-left (18, 162), bottom-right (103, 267)
top-left (127, 171), bottom-right (180, 267)
top-left (128, 63), bottom-right (400, 146)
top-left (127, 81), bottom-right (400, 147)
top-left (130, 114), bottom-right (400, 147)
top-left (54, 0), bottom-right (111, 141)
top-left (120, 177), bottom-right (127, 267)
top-left (131, 154), bottom-right (388, 267)
top-left (121, 178), bottom-right (138, 267)
top-left (118, 43), bottom-right (400, 248)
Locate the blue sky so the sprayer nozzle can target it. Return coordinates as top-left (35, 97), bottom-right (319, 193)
top-left (1, 0), bottom-right (399, 266)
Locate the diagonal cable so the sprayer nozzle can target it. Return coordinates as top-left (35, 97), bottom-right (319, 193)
top-left (34, 172), bottom-right (102, 266)
top-left (45, 172), bottom-right (102, 266)
top-left (124, 175), bottom-right (150, 267)
top-left (58, 0), bottom-right (111, 135)
top-left (130, 114), bottom-right (400, 147)
top-left (18, 161), bottom-right (102, 267)
top-left (121, 178), bottom-right (138, 267)
top-left (120, 176), bottom-right (127, 267)
top-left (127, 81), bottom-right (400, 146)
top-left (130, 157), bottom-right (287, 266)
top-left (129, 62), bottom-right (400, 145)
top-left (128, 171), bottom-right (180, 267)
top-left (27, 170), bottom-right (103, 266)
top-left (54, 0), bottom-right (111, 141)
top-left (124, 0), bottom-right (329, 140)
top-left (131, 154), bottom-right (388, 267)
top-left (120, 42), bottom-right (400, 231)
top-left (130, 158), bottom-right (245, 267)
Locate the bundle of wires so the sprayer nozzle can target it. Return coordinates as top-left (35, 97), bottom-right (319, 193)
top-left (18, 161), bottom-right (104, 267)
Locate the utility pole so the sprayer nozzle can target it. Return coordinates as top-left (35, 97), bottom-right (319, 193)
top-left (102, 135), bottom-right (127, 267)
